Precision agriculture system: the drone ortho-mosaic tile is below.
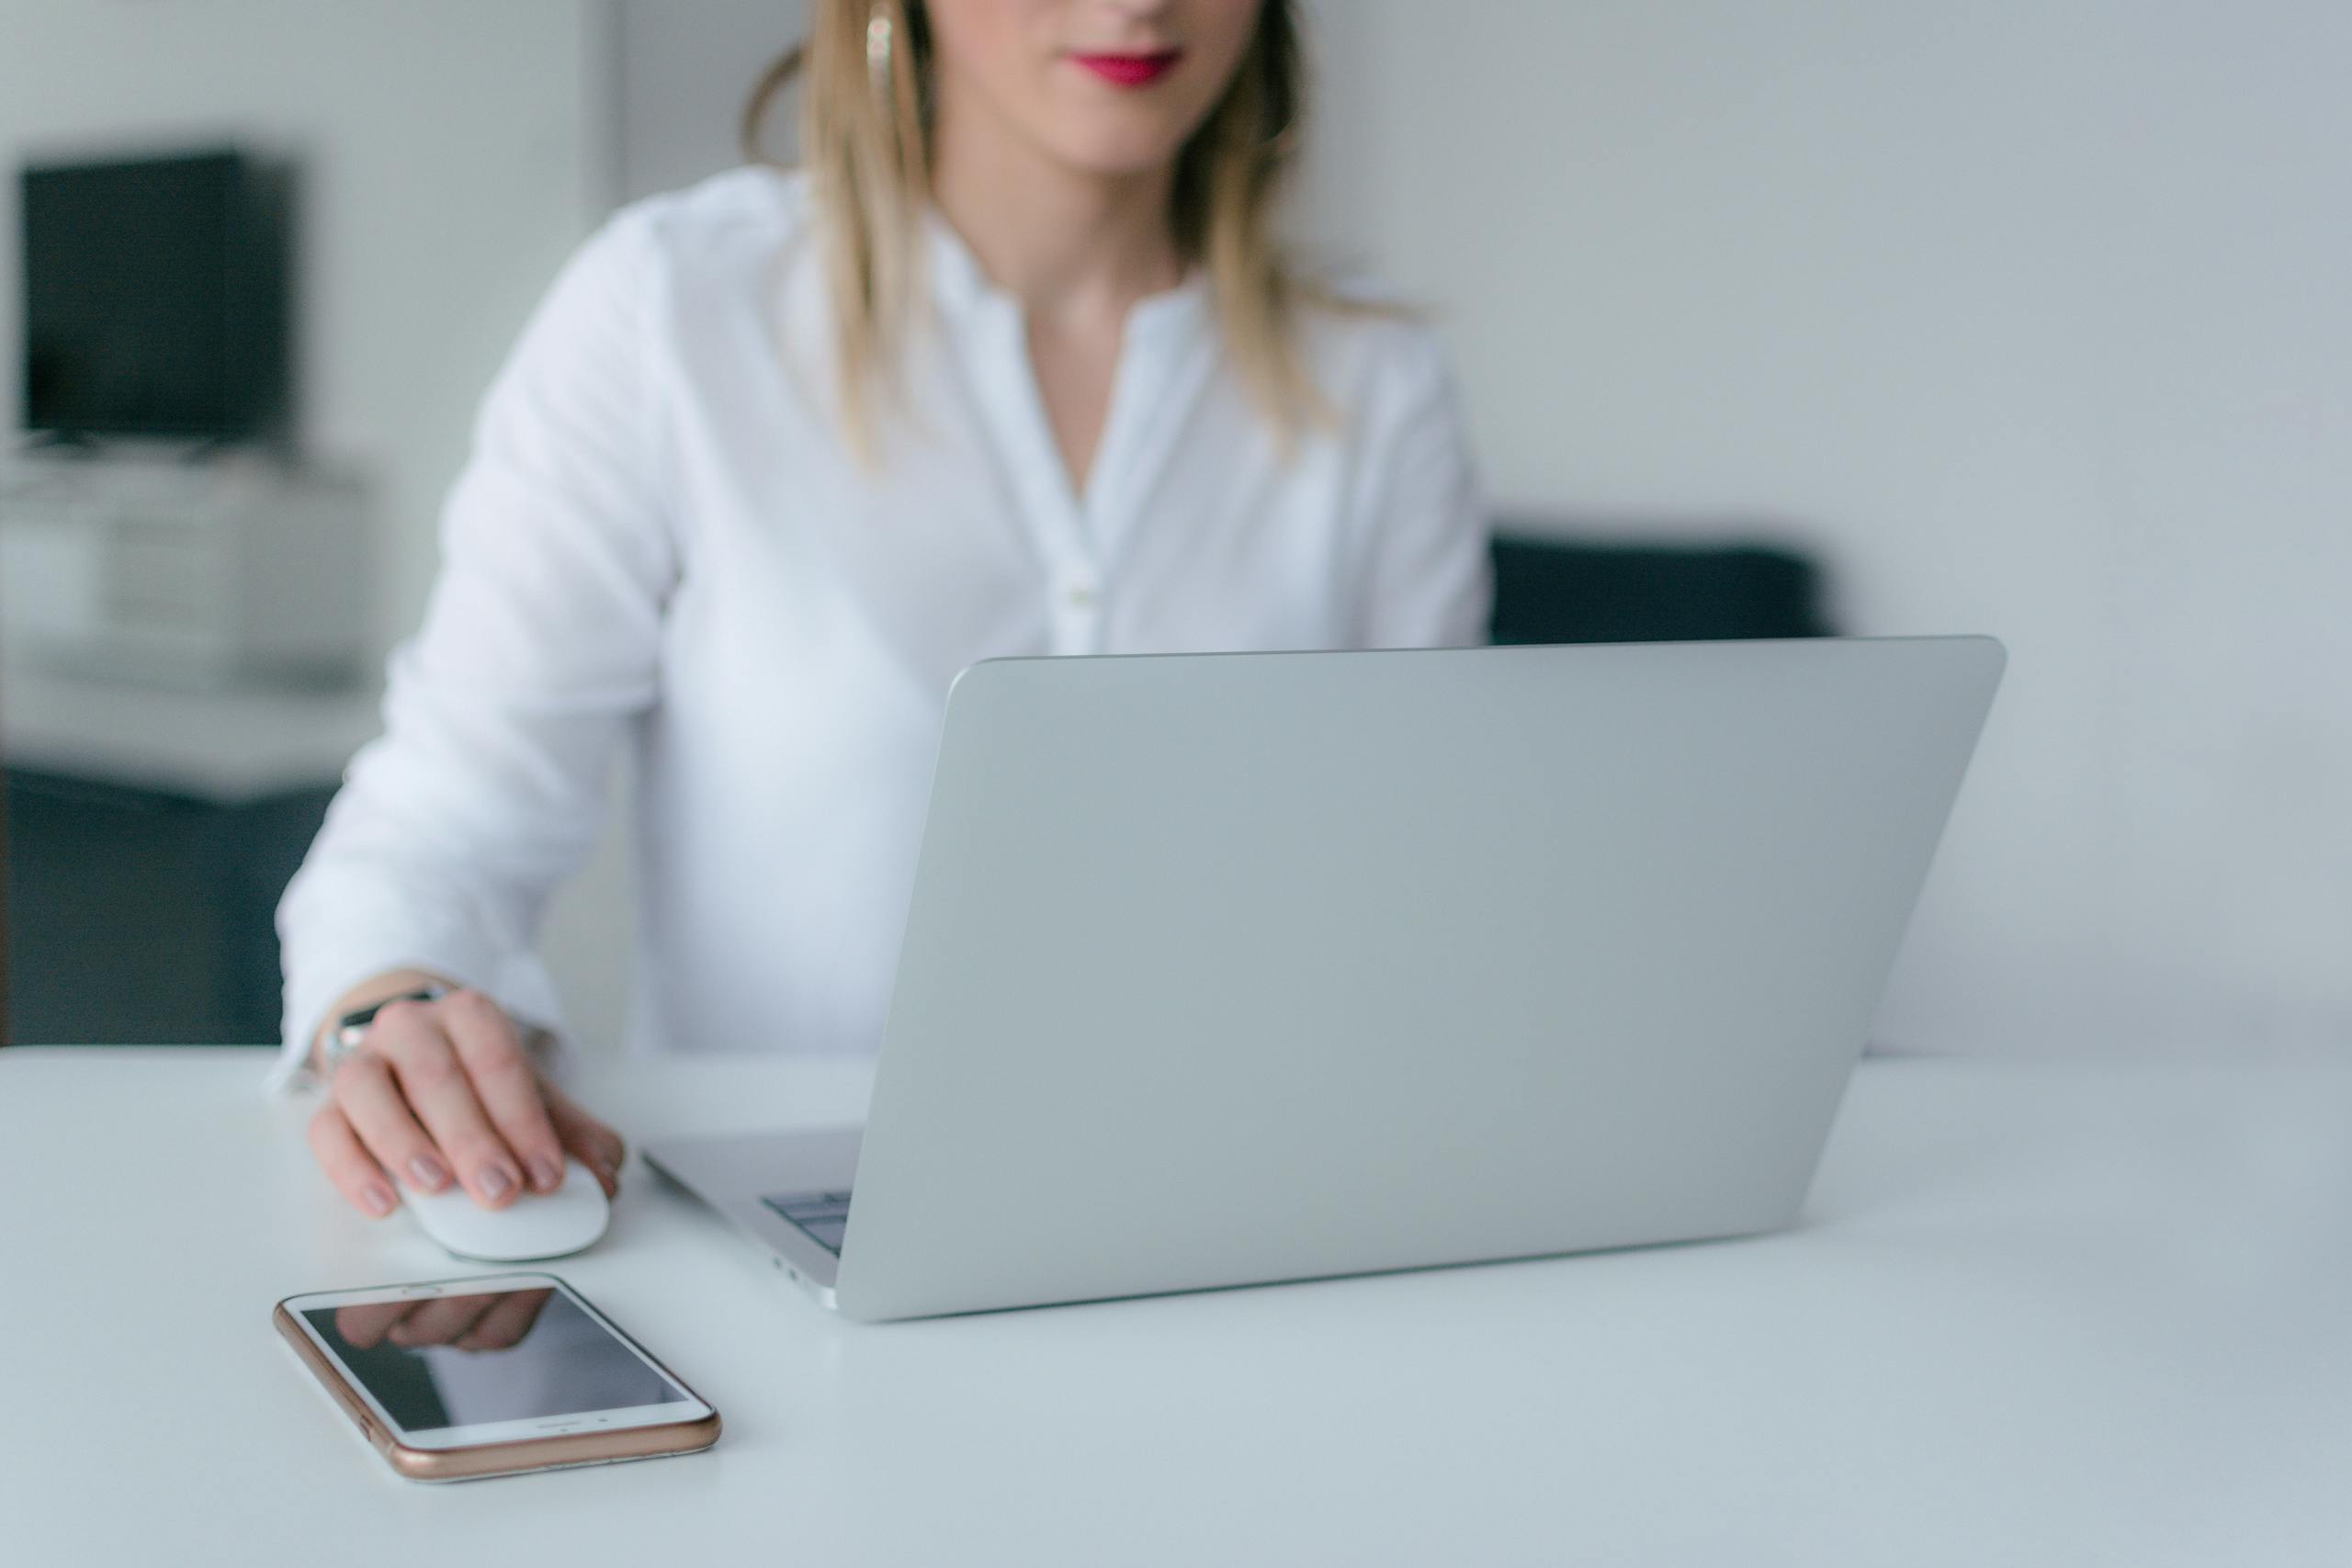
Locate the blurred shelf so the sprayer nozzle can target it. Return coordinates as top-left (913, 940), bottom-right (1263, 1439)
top-left (0, 661), bottom-right (380, 803)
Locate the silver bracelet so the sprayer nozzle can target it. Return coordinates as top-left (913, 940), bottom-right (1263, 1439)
top-left (318, 984), bottom-right (447, 1077)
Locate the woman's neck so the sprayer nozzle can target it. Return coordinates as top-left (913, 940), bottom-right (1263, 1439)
top-left (929, 96), bottom-right (1184, 325)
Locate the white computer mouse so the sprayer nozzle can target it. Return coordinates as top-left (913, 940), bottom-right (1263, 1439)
top-left (403, 1156), bottom-right (611, 1261)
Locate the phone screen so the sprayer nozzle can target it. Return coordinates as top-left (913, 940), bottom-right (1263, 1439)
top-left (300, 1285), bottom-right (686, 1435)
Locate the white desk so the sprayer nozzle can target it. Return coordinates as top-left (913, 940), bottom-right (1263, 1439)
top-left (2, 1049), bottom-right (2346, 1566)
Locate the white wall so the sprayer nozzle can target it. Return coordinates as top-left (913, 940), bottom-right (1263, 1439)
top-left (613, 0), bottom-right (804, 204)
top-left (1301, 0), bottom-right (2352, 1057)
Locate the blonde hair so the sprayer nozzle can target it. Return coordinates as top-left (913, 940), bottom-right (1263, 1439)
top-left (742, 0), bottom-right (1333, 459)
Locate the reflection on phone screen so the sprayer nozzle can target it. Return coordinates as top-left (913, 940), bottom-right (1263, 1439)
top-left (303, 1290), bottom-right (681, 1431)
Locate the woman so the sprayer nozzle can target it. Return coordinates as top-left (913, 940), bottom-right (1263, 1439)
top-left (277, 0), bottom-right (1490, 1219)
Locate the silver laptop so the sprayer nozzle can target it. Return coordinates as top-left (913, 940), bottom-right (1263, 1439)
top-left (646, 637), bottom-right (2004, 1321)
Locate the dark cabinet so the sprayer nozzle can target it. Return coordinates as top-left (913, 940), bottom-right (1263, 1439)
top-left (4, 768), bottom-right (334, 1044)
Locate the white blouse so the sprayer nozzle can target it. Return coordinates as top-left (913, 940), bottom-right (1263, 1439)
top-left (270, 167), bottom-right (1490, 1088)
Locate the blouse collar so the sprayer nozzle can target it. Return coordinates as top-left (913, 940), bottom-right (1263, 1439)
top-left (923, 207), bottom-right (1210, 347)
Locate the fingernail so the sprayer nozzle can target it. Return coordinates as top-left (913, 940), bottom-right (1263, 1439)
top-left (409, 1154), bottom-right (450, 1190)
top-left (361, 1183), bottom-right (397, 1216)
top-left (527, 1156), bottom-right (562, 1192)
top-left (479, 1165), bottom-right (514, 1201)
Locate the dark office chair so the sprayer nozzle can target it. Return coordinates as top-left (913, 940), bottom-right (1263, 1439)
top-left (1487, 530), bottom-right (1834, 646)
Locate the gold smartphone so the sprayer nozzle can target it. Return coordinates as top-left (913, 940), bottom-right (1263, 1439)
top-left (275, 1272), bottom-right (720, 1482)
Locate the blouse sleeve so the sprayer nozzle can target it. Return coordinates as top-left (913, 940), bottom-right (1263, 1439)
top-left (1351, 327), bottom-right (1495, 649)
top-left (267, 209), bottom-right (677, 1091)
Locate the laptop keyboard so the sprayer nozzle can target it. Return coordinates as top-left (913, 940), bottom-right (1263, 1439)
top-left (761, 1190), bottom-right (854, 1255)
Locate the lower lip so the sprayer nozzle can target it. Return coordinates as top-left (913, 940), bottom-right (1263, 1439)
top-left (1069, 51), bottom-right (1182, 88)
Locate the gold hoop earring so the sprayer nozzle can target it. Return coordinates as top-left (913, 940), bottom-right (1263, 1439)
top-left (866, 6), bottom-right (894, 94)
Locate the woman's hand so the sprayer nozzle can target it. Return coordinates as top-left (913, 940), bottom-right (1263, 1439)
top-left (304, 984), bottom-right (625, 1217)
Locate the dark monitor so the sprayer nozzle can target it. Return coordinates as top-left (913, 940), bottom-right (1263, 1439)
top-left (20, 148), bottom-right (292, 443)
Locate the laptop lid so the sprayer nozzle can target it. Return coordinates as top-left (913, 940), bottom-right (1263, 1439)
top-left (834, 637), bottom-right (2004, 1320)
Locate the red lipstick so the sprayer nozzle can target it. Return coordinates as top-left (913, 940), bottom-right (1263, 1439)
top-left (1069, 50), bottom-right (1182, 88)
